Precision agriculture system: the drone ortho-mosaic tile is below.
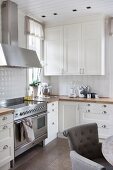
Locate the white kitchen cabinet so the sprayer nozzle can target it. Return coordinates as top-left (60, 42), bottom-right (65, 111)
top-left (58, 101), bottom-right (78, 133)
top-left (80, 21), bottom-right (105, 75)
top-left (44, 27), bottom-right (63, 75)
top-left (0, 113), bottom-right (14, 169)
top-left (79, 103), bottom-right (113, 139)
top-left (44, 19), bottom-right (105, 76)
top-left (45, 101), bottom-right (58, 145)
top-left (63, 24), bottom-right (81, 75)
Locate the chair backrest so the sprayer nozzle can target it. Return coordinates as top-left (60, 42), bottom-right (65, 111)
top-left (63, 123), bottom-right (100, 159)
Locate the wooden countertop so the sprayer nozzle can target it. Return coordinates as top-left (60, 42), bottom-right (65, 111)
top-left (34, 95), bottom-right (113, 104)
top-left (59, 96), bottom-right (113, 104)
top-left (0, 108), bottom-right (14, 116)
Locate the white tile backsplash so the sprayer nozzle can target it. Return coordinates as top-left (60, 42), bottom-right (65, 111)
top-left (0, 67), bottom-right (26, 99)
top-left (50, 74), bottom-right (111, 97)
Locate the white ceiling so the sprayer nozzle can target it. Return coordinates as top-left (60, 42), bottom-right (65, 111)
top-left (12, 0), bottom-right (113, 26)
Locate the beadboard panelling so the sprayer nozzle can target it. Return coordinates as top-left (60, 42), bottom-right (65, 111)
top-left (12, 0), bottom-right (113, 26)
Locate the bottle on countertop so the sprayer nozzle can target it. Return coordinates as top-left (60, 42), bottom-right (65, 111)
top-left (68, 81), bottom-right (77, 98)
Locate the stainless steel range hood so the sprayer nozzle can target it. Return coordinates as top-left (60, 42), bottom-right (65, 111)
top-left (1, 0), bottom-right (42, 68)
top-left (0, 44), bottom-right (42, 67)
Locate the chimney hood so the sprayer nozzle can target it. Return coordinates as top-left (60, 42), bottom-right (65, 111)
top-left (1, 0), bottom-right (42, 68)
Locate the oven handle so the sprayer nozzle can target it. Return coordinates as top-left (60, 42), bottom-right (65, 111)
top-left (31, 115), bottom-right (38, 119)
top-left (38, 112), bottom-right (48, 118)
top-left (15, 120), bottom-right (22, 124)
top-left (31, 112), bottom-right (48, 119)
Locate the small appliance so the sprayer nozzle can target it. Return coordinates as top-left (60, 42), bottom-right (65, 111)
top-left (41, 83), bottom-right (52, 98)
top-left (68, 81), bottom-right (77, 98)
top-left (78, 85), bottom-right (90, 98)
top-left (69, 87), bottom-right (77, 98)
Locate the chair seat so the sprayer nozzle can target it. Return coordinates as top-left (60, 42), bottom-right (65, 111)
top-left (93, 157), bottom-right (113, 170)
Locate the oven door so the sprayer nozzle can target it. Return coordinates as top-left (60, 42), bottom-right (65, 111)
top-left (14, 120), bottom-right (27, 149)
top-left (32, 112), bottom-right (47, 138)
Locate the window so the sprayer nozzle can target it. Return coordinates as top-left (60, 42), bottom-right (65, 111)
top-left (25, 16), bottom-right (44, 94)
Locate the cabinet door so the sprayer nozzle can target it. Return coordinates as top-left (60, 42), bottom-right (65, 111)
top-left (63, 24), bottom-right (81, 75)
top-left (45, 102), bottom-right (58, 145)
top-left (44, 27), bottom-right (63, 75)
top-left (59, 101), bottom-right (78, 132)
top-left (81, 21), bottom-right (105, 75)
top-left (0, 138), bottom-right (14, 167)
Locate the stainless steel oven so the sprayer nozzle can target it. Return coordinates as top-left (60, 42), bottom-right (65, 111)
top-left (14, 111), bottom-right (47, 157)
top-left (0, 97), bottom-right (47, 157)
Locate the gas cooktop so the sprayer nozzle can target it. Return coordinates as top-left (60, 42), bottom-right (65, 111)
top-left (0, 97), bottom-right (47, 120)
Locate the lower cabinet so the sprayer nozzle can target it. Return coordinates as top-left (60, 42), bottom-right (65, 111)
top-left (0, 113), bottom-right (14, 169)
top-left (45, 101), bottom-right (58, 145)
top-left (58, 101), bottom-right (113, 140)
top-left (79, 102), bottom-right (113, 139)
top-left (58, 101), bottom-right (78, 133)
top-left (45, 100), bottom-right (113, 142)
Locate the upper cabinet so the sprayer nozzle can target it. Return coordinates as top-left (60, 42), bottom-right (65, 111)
top-left (63, 24), bottom-right (81, 75)
top-left (44, 26), bottom-right (63, 75)
top-left (44, 19), bottom-right (105, 76)
top-left (81, 21), bottom-right (105, 75)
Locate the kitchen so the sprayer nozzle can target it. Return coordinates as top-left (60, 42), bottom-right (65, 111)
top-left (0, 0), bottom-right (113, 170)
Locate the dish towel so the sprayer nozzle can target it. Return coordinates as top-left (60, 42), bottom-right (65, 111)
top-left (22, 117), bottom-right (35, 142)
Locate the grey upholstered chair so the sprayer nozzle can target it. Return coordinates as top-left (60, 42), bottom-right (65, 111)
top-left (63, 123), bottom-right (113, 170)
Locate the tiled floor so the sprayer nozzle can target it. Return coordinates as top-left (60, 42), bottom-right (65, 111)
top-left (14, 138), bottom-right (71, 170)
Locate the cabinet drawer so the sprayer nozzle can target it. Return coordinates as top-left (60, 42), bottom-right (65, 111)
top-left (0, 114), bottom-right (13, 125)
top-left (79, 119), bottom-right (113, 139)
top-left (98, 122), bottom-right (113, 139)
top-left (0, 123), bottom-right (13, 141)
top-left (48, 101), bottom-right (58, 113)
top-left (79, 103), bottom-right (113, 116)
top-left (0, 139), bottom-right (14, 167)
top-left (79, 111), bottom-right (110, 122)
top-left (48, 111), bottom-right (58, 126)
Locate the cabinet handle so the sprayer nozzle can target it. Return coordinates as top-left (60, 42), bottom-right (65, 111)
top-left (52, 103), bottom-right (54, 106)
top-left (3, 145), bottom-right (8, 150)
top-left (2, 117), bottom-right (7, 121)
top-left (52, 109), bottom-right (54, 112)
top-left (52, 122), bottom-right (55, 125)
top-left (88, 104), bottom-right (90, 106)
top-left (61, 68), bottom-right (64, 74)
top-left (80, 68), bottom-right (84, 74)
top-left (102, 125), bottom-right (106, 128)
top-left (3, 125), bottom-right (8, 130)
top-left (102, 111), bottom-right (107, 114)
top-left (88, 110), bottom-right (90, 112)
top-left (103, 105), bottom-right (107, 108)
top-left (83, 68), bottom-right (84, 74)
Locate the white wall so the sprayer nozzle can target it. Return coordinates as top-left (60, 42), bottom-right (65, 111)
top-left (49, 18), bottom-right (113, 98)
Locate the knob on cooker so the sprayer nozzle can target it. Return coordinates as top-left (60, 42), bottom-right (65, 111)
top-left (20, 112), bottom-right (23, 116)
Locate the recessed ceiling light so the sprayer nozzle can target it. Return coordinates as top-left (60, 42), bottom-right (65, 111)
top-left (53, 13), bottom-right (58, 15)
top-left (86, 6), bottom-right (91, 9)
top-left (41, 15), bottom-right (46, 18)
top-left (72, 9), bottom-right (77, 12)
